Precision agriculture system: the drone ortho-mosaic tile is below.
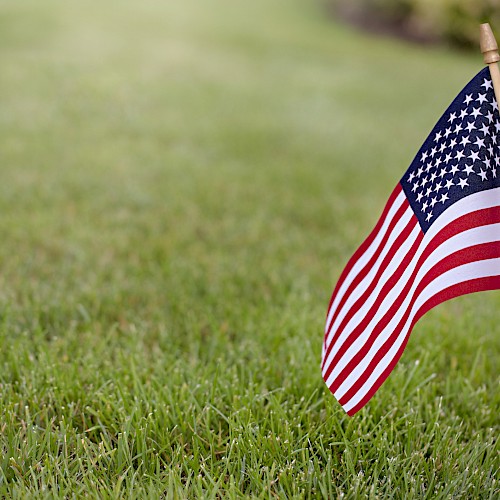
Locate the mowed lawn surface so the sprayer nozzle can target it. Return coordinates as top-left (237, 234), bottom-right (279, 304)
top-left (0, 0), bottom-right (498, 497)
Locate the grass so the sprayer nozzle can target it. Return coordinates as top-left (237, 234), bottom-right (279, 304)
top-left (0, 0), bottom-right (498, 497)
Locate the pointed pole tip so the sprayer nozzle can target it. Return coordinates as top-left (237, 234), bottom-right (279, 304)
top-left (480, 23), bottom-right (500, 63)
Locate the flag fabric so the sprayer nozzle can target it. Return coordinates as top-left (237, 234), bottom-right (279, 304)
top-left (322, 67), bottom-right (500, 416)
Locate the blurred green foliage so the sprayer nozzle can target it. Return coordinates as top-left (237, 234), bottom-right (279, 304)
top-left (334, 0), bottom-right (500, 48)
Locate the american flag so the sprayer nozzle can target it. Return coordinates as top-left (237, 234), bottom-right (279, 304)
top-left (322, 67), bottom-right (500, 416)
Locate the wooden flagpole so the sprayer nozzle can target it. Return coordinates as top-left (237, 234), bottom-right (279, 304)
top-left (480, 23), bottom-right (500, 107)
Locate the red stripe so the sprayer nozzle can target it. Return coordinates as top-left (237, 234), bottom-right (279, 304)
top-left (326, 185), bottom-right (403, 315)
top-left (324, 206), bottom-right (500, 390)
top-left (322, 218), bottom-right (421, 375)
top-left (324, 212), bottom-right (418, 346)
top-left (345, 274), bottom-right (500, 416)
top-left (325, 197), bottom-right (409, 344)
top-left (337, 240), bottom-right (500, 406)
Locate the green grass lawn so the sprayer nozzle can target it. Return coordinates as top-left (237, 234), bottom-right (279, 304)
top-left (0, 0), bottom-right (498, 497)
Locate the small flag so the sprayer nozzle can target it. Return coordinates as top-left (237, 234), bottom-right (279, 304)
top-left (322, 67), bottom-right (500, 415)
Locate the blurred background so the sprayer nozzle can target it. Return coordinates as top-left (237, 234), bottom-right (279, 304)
top-left (333, 0), bottom-right (500, 47)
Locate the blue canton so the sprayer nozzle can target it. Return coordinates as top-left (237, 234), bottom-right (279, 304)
top-left (401, 67), bottom-right (500, 233)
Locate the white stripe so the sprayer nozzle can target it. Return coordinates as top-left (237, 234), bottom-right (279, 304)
top-left (425, 186), bottom-right (500, 241)
top-left (329, 221), bottom-right (500, 392)
top-left (322, 222), bottom-right (421, 376)
top-left (342, 257), bottom-right (500, 412)
top-left (325, 208), bottom-right (416, 344)
top-left (325, 190), bottom-right (406, 333)
top-left (324, 205), bottom-right (414, 345)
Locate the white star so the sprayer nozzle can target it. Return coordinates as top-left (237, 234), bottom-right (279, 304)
top-left (430, 197), bottom-right (438, 208)
top-left (417, 166), bottom-right (424, 177)
top-left (495, 122), bottom-right (500, 133)
top-left (426, 211), bottom-right (433, 222)
top-left (408, 171), bottom-right (416, 183)
top-left (486, 111), bottom-right (494, 123)
top-left (471, 107), bottom-right (482, 118)
top-left (434, 181), bottom-right (443, 192)
top-left (468, 150), bottom-right (480, 162)
top-left (459, 108), bottom-right (468, 120)
top-left (430, 146), bottom-right (438, 158)
top-left (455, 150), bottom-right (465, 161)
top-left (438, 167), bottom-right (448, 178)
top-left (425, 186), bottom-right (433, 197)
top-left (422, 201), bottom-right (429, 212)
top-left (465, 121), bottom-right (475, 132)
top-left (444, 127), bottom-right (452, 138)
top-left (459, 136), bottom-right (470, 147)
top-left (476, 93), bottom-right (488, 104)
top-left (458, 177), bottom-right (468, 189)
top-left (448, 112), bottom-right (457, 124)
top-left (421, 151), bottom-right (428, 162)
top-left (449, 164), bottom-right (459, 175)
top-left (416, 191), bottom-right (424, 202)
top-left (439, 142), bottom-right (447, 153)
top-left (444, 178), bottom-right (454, 189)
top-left (484, 157), bottom-right (491, 169)
top-left (478, 169), bottom-right (488, 181)
top-left (481, 79), bottom-right (493, 90)
top-left (480, 123), bottom-right (490, 136)
top-left (474, 137), bottom-right (485, 149)
top-left (464, 94), bottom-right (473, 105)
top-left (440, 193), bottom-right (449, 204)
top-left (492, 99), bottom-right (499, 111)
top-left (434, 131), bottom-right (443, 142)
top-left (463, 163), bottom-right (474, 175)
top-left (444, 153), bottom-right (453, 164)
